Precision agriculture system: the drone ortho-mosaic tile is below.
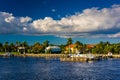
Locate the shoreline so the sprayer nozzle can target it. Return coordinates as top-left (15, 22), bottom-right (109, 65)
top-left (1, 53), bottom-right (120, 58)
top-left (0, 53), bottom-right (66, 58)
top-left (1, 53), bottom-right (120, 62)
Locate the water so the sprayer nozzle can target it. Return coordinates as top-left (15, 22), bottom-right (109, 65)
top-left (0, 57), bottom-right (120, 80)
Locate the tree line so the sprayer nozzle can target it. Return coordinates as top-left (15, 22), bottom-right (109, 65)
top-left (0, 38), bottom-right (120, 54)
top-left (0, 40), bottom-right (49, 53)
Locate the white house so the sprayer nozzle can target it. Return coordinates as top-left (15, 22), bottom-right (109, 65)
top-left (18, 47), bottom-right (26, 54)
top-left (45, 46), bottom-right (61, 53)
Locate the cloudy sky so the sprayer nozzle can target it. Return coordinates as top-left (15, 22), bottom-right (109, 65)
top-left (0, 0), bottom-right (120, 44)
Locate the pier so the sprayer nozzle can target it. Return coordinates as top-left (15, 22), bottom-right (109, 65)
top-left (60, 54), bottom-right (120, 62)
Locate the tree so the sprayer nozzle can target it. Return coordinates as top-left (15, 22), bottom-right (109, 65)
top-left (105, 41), bottom-right (110, 46)
top-left (9, 43), bottom-right (16, 52)
top-left (43, 40), bottom-right (49, 47)
top-left (96, 41), bottom-right (105, 54)
top-left (21, 41), bottom-right (28, 47)
top-left (75, 41), bottom-right (83, 46)
top-left (34, 42), bottom-right (41, 46)
top-left (16, 41), bottom-right (21, 53)
top-left (67, 38), bottom-right (73, 45)
top-left (60, 44), bottom-right (66, 53)
top-left (32, 42), bottom-right (43, 53)
top-left (16, 41), bottom-right (20, 47)
top-left (0, 42), bottom-right (3, 52)
top-left (3, 42), bottom-right (9, 52)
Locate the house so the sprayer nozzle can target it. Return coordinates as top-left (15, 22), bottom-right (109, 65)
top-left (65, 44), bottom-right (81, 54)
top-left (18, 46), bottom-right (26, 54)
top-left (45, 46), bottom-right (61, 53)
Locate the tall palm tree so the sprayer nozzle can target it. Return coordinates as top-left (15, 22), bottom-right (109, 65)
top-left (9, 43), bottom-right (15, 52)
top-left (3, 42), bottom-right (9, 52)
top-left (16, 41), bottom-right (21, 52)
top-left (16, 41), bottom-right (20, 47)
top-left (67, 38), bottom-right (73, 45)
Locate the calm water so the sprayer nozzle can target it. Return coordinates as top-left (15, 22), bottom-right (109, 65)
top-left (0, 57), bottom-right (120, 80)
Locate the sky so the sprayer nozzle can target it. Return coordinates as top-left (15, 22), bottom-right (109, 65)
top-left (0, 0), bottom-right (120, 45)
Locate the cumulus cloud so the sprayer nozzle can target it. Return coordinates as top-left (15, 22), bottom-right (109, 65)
top-left (0, 11), bottom-right (31, 34)
top-left (0, 4), bottom-right (120, 38)
top-left (20, 16), bottom-right (32, 23)
top-left (30, 4), bottom-right (120, 38)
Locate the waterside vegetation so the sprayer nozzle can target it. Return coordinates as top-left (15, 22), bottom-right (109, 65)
top-left (0, 38), bottom-right (120, 54)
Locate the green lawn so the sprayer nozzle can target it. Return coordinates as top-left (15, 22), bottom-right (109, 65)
top-left (0, 52), bottom-right (4, 54)
top-left (0, 52), bottom-right (20, 54)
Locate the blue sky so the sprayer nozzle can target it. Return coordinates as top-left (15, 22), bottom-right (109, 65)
top-left (0, 0), bottom-right (120, 45)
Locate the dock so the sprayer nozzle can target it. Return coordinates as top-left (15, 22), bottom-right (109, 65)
top-left (60, 56), bottom-right (101, 62)
top-left (60, 54), bottom-right (120, 62)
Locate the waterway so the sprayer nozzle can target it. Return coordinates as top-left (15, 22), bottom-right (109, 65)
top-left (0, 57), bottom-right (120, 80)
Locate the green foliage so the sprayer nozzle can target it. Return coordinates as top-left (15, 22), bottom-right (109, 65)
top-left (0, 40), bottom-right (120, 54)
top-left (31, 42), bottom-right (44, 53)
top-left (0, 43), bottom-right (3, 52)
top-left (75, 41), bottom-right (83, 46)
top-left (43, 40), bottom-right (49, 47)
top-left (3, 42), bottom-right (9, 52)
top-left (9, 43), bottom-right (16, 52)
top-left (60, 44), bottom-right (66, 54)
top-left (67, 38), bottom-right (73, 45)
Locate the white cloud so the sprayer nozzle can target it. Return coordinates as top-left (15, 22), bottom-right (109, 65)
top-left (20, 16), bottom-right (32, 23)
top-left (0, 12), bottom-right (31, 34)
top-left (5, 16), bottom-right (14, 23)
top-left (108, 32), bottom-right (120, 38)
top-left (0, 4), bottom-right (120, 38)
top-left (30, 4), bottom-right (120, 38)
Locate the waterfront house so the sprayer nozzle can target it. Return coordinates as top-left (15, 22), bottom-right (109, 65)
top-left (65, 44), bottom-right (81, 54)
top-left (45, 46), bottom-right (61, 53)
top-left (18, 46), bottom-right (26, 54)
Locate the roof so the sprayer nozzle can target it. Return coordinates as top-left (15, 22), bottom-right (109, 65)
top-left (46, 46), bottom-right (60, 50)
top-left (86, 44), bottom-right (96, 49)
top-left (18, 47), bottom-right (25, 49)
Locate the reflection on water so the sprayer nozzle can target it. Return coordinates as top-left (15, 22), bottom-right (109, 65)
top-left (0, 57), bottom-right (120, 80)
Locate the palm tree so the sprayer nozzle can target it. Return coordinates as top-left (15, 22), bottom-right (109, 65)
top-left (9, 43), bottom-right (16, 52)
top-left (16, 41), bottom-right (20, 47)
top-left (21, 41), bottom-right (28, 47)
top-left (43, 40), bottom-right (49, 47)
top-left (67, 38), bottom-right (73, 45)
top-left (3, 42), bottom-right (9, 52)
top-left (0, 42), bottom-right (3, 52)
top-left (75, 41), bottom-right (83, 46)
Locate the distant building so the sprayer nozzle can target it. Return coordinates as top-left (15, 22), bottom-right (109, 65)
top-left (18, 47), bottom-right (26, 54)
top-left (45, 46), bottom-right (61, 53)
